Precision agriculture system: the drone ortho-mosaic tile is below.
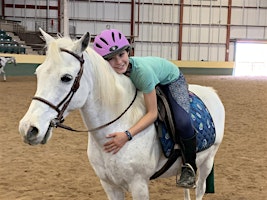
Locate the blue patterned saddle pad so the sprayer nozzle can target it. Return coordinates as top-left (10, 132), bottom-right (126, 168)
top-left (189, 91), bottom-right (216, 152)
top-left (157, 90), bottom-right (216, 157)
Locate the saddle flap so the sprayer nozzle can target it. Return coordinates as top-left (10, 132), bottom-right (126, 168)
top-left (156, 86), bottom-right (175, 138)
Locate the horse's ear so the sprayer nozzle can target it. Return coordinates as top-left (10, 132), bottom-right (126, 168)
top-left (39, 28), bottom-right (55, 44)
top-left (75, 32), bottom-right (90, 53)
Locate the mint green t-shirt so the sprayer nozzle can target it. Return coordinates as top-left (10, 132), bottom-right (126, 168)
top-left (129, 57), bottom-right (180, 93)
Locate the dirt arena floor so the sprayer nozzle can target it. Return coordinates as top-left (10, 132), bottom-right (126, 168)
top-left (0, 75), bottom-right (266, 200)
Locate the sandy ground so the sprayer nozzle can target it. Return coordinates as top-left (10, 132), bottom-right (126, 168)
top-left (0, 75), bottom-right (266, 200)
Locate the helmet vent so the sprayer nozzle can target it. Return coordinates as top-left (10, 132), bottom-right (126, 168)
top-left (95, 43), bottom-right (102, 48)
top-left (100, 37), bottom-right (109, 45)
top-left (111, 32), bottom-right (115, 42)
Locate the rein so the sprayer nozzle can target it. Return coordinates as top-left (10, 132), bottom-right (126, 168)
top-left (32, 48), bottom-right (138, 133)
top-left (55, 88), bottom-right (137, 132)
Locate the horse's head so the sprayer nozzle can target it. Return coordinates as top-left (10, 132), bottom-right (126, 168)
top-left (10, 57), bottom-right (17, 66)
top-left (4, 57), bottom-right (17, 66)
top-left (19, 28), bottom-right (90, 145)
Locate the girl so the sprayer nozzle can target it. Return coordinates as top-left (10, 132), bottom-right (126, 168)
top-left (93, 29), bottom-right (197, 189)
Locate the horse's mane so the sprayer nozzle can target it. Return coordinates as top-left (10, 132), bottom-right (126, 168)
top-left (84, 49), bottom-right (146, 123)
top-left (85, 47), bottom-right (121, 105)
top-left (85, 47), bottom-right (136, 109)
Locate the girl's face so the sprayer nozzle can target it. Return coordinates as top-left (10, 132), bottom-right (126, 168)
top-left (107, 50), bottom-right (129, 74)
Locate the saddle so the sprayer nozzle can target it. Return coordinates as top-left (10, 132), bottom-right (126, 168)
top-left (151, 86), bottom-right (216, 180)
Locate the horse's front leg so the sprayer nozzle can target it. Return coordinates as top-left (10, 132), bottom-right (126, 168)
top-left (100, 178), bottom-right (150, 200)
top-left (3, 72), bottom-right (6, 81)
top-left (0, 69), bottom-right (6, 81)
top-left (100, 180), bottom-right (125, 200)
top-left (130, 178), bottom-right (149, 200)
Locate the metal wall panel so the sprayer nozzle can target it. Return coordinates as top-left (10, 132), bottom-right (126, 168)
top-left (2, 0), bottom-right (267, 61)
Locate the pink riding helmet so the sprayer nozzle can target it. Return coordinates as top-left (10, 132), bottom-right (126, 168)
top-left (93, 29), bottom-right (130, 60)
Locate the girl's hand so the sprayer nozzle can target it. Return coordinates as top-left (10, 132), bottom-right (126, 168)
top-left (104, 132), bottom-right (128, 154)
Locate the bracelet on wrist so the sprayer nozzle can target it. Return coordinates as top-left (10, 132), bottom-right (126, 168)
top-left (125, 130), bottom-right (132, 141)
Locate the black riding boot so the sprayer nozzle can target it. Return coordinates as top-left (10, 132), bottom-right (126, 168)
top-left (176, 134), bottom-right (197, 188)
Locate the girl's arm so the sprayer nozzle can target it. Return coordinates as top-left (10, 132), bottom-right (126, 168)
top-left (104, 89), bottom-right (158, 154)
top-left (128, 89), bottom-right (158, 136)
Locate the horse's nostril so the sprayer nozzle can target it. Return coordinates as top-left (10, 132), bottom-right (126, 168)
top-left (27, 126), bottom-right (39, 138)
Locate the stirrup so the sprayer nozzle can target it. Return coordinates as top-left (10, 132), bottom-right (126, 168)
top-left (176, 163), bottom-right (196, 189)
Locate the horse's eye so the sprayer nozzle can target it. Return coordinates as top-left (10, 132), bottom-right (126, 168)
top-left (61, 74), bottom-right (73, 82)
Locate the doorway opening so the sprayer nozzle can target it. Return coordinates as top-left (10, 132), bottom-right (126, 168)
top-left (233, 42), bottom-right (267, 76)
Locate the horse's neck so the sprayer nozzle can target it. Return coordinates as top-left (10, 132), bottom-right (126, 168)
top-left (7, 58), bottom-right (14, 63)
top-left (0, 57), bottom-right (14, 65)
top-left (80, 51), bottom-right (140, 135)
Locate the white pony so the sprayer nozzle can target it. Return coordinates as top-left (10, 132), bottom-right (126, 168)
top-left (0, 56), bottom-right (16, 81)
top-left (19, 29), bottom-right (225, 200)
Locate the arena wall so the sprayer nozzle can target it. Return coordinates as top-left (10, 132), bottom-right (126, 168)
top-left (0, 53), bottom-right (234, 76)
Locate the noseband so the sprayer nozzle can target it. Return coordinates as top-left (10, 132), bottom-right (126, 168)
top-left (32, 48), bottom-right (84, 128)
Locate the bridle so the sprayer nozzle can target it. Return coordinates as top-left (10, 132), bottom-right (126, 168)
top-left (32, 48), bottom-right (137, 132)
top-left (32, 48), bottom-right (84, 131)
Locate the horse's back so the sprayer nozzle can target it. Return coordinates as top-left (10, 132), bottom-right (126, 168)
top-left (188, 84), bottom-right (225, 144)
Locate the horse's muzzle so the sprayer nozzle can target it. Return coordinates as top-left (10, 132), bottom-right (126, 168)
top-left (23, 125), bottom-right (52, 145)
